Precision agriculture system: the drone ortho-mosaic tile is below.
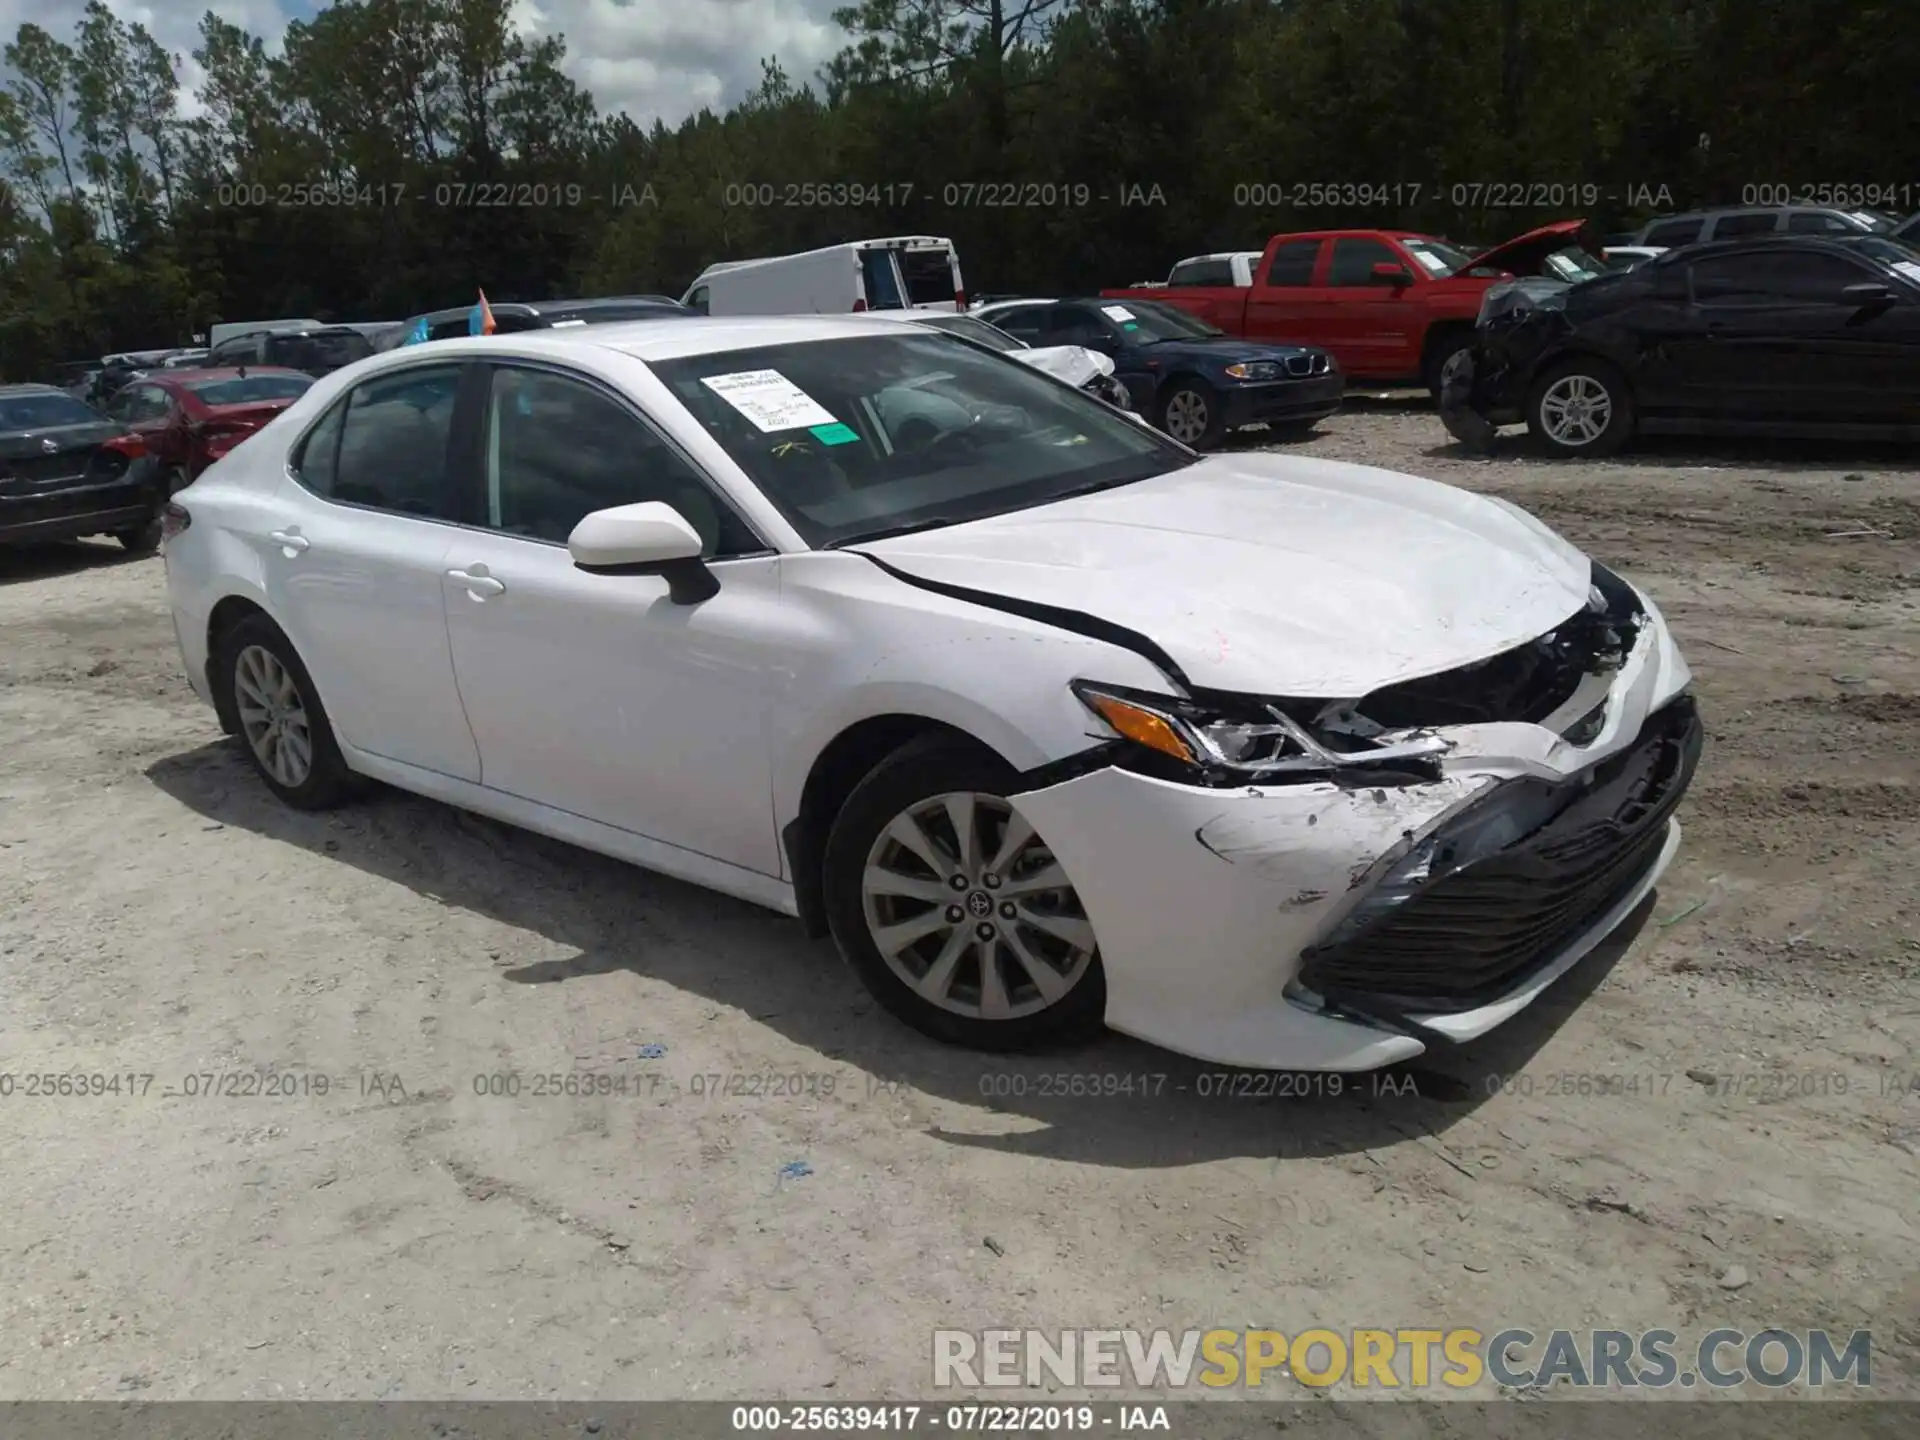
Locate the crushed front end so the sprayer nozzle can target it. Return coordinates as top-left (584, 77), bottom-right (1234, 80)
top-left (1009, 564), bottom-right (1698, 1071)
top-left (1439, 278), bottom-right (1572, 452)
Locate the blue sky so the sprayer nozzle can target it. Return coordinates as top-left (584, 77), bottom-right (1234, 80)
top-left (1, 0), bottom-right (848, 130)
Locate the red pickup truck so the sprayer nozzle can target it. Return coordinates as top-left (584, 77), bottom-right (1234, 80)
top-left (1103, 220), bottom-right (1599, 397)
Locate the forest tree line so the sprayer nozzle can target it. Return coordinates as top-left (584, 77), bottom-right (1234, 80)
top-left (2, 0), bottom-right (1915, 378)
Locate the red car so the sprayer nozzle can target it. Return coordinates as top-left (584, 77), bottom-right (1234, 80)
top-left (100, 367), bottom-right (314, 490)
top-left (1103, 219), bottom-right (1603, 397)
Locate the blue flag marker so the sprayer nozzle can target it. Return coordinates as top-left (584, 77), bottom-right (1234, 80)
top-left (403, 316), bottom-right (430, 346)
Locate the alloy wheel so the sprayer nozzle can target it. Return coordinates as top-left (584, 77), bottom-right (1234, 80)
top-left (1538, 373), bottom-right (1613, 447)
top-left (1163, 389), bottom-right (1210, 444)
top-left (860, 791), bottom-right (1097, 1021)
top-left (234, 644), bottom-right (314, 788)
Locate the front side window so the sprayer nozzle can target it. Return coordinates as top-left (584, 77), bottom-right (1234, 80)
top-left (1169, 259), bottom-right (1235, 287)
top-left (982, 305), bottom-right (1049, 342)
top-left (296, 364), bottom-right (461, 517)
top-left (1692, 252), bottom-right (1869, 304)
top-left (482, 366), bottom-right (761, 557)
top-left (687, 286), bottom-right (710, 315)
top-left (861, 251), bottom-right (905, 310)
top-left (649, 331), bottom-right (1193, 549)
top-left (1327, 237), bottom-right (1405, 286)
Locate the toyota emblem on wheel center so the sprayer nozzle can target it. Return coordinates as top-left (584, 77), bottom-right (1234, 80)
top-left (966, 891), bottom-right (993, 918)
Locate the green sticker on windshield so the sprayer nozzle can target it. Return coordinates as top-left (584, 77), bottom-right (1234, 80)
top-left (809, 422), bottom-right (859, 446)
top-left (1122, 322), bottom-right (1141, 331)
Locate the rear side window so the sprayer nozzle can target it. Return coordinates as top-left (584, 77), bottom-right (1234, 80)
top-left (1265, 240), bottom-right (1321, 286)
top-left (1709, 211), bottom-right (1779, 238)
top-left (1787, 211), bottom-right (1856, 234)
top-left (1643, 218), bottom-right (1704, 247)
top-left (298, 365), bottom-right (462, 517)
top-left (1169, 259), bottom-right (1235, 286)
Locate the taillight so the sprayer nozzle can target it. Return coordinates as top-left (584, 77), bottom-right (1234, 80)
top-left (955, 290), bottom-right (967, 311)
top-left (851, 297), bottom-right (868, 312)
top-left (161, 502), bottom-right (190, 539)
top-left (100, 433), bottom-right (147, 459)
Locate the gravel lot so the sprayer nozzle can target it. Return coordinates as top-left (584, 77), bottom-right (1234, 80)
top-left (1, 406), bottom-right (1915, 1408)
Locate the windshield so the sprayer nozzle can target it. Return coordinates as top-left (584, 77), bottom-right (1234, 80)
top-left (1542, 246), bottom-right (1608, 283)
top-left (1105, 300), bottom-right (1222, 339)
top-left (0, 392), bottom-right (107, 430)
top-left (912, 314), bottom-right (1025, 352)
top-left (183, 374), bottom-right (313, 404)
top-left (648, 332), bottom-right (1192, 548)
top-left (1400, 237), bottom-right (1476, 276)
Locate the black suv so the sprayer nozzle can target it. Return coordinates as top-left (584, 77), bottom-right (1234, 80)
top-left (0, 384), bottom-right (168, 552)
top-left (206, 325), bottom-right (376, 377)
top-left (403, 295), bottom-right (695, 341)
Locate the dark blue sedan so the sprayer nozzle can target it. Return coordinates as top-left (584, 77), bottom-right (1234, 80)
top-left (975, 296), bottom-right (1342, 447)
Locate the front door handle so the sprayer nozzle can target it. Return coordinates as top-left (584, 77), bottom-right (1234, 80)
top-left (268, 529), bottom-right (309, 553)
top-left (447, 566), bottom-right (505, 598)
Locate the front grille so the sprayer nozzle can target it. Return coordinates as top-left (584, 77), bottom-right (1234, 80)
top-left (1285, 353), bottom-right (1331, 377)
top-left (0, 452), bottom-right (90, 486)
top-left (1299, 697), bottom-right (1702, 1013)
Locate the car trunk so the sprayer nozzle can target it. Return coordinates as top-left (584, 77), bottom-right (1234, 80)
top-left (0, 420), bottom-right (130, 494)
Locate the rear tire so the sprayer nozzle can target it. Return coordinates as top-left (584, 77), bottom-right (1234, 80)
top-left (115, 515), bottom-right (163, 553)
top-left (213, 613), bottom-right (358, 810)
top-left (1526, 357), bottom-right (1636, 457)
top-left (1157, 380), bottom-right (1224, 449)
top-left (822, 737), bottom-right (1107, 1052)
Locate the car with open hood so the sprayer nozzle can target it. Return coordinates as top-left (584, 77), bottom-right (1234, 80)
top-left (161, 314), bottom-right (1699, 1071)
top-left (976, 296), bottom-right (1340, 447)
top-left (1439, 234), bottom-right (1920, 456)
top-left (1109, 220), bottom-right (1603, 397)
top-left (1, 384), bottom-right (166, 551)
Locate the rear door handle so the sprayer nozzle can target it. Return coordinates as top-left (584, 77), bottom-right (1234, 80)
top-left (268, 529), bottom-right (309, 553)
top-left (447, 566), bottom-right (505, 598)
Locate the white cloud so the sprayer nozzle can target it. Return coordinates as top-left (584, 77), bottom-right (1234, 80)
top-left (0, 0), bottom-right (849, 133)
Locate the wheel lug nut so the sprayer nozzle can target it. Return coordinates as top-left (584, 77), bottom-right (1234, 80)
top-left (982, 873), bottom-right (1000, 889)
top-left (975, 922), bottom-right (995, 940)
top-left (1000, 902), bottom-right (1017, 920)
top-left (949, 875), bottom-right (968, 890)
top-left (945, 906), bottom-right (963, 924)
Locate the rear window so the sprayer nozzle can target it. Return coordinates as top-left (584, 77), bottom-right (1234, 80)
top-left (267, 331), bottom-right (374, 372)
top-left (1643, 218), bottom-right (1705, 247)
top-left (183, 375), bottom-right (314, 405)
top-left (0, 392), bottom-right (104, 429)
top-left (1169, 258), bottom-right (1236, 286)
top-left (897, 248), bottom-right (956, 305)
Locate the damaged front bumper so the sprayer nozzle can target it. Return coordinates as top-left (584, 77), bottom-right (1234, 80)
top-left (1008, 581), bottom-right (1697, 1071)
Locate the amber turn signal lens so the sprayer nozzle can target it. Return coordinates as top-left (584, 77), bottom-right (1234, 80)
top-left (1084, 693), bottom-right (1195, 763)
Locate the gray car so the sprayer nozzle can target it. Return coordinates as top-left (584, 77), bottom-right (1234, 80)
top-left (1631, 206), bottom-right (1883, 248)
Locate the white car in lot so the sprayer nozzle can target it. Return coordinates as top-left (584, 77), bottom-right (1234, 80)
top-left (161, 316), bottom-right (1700, 1071)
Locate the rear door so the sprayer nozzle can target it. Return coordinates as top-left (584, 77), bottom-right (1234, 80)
top-left (1243, 237), bottom-right (1323, 350)
top-left (1297, 236), bottom-right (1419, 376)
top-left (261, 361), bottom-right (483, 781)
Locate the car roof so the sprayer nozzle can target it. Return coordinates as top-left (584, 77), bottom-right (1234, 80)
top-left (148, 366), bottom-right (312, 384)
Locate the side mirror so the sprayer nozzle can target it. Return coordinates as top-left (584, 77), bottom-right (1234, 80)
top-left (1841, 282), bottom-right (1897, 309)
top-left (568, 501), bottom-right (718, 604)
top-left (1370, 262), bottom-right (1414, 287)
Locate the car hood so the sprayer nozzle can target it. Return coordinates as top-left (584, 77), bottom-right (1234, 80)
top-left (1013, 346), bottom-right (1116, 387)
top-left (1460, 218), bottom-right (1592, 277)
top-left (855, 453), bottom-right (1593, 696)
top-left (1130, 336), bottom-right (1323, 366)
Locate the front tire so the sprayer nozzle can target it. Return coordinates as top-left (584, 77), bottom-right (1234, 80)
top-left (213, 613), bottom-right (357, 810)
top-left (1526, 357), bottom-right (1636, 457)
top-left (1157, 380), bottom-right (1224, 449)
top-left (1423, 329), bottom-right (1476, 402)
top-left (822, 738), bottom-right (1106, 1051)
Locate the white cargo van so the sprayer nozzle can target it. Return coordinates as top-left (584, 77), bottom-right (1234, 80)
top-left (682, 237), bottom-right (966, 317)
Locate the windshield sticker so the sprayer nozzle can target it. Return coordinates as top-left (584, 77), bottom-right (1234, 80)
top-left (700, 369), bottom-right (839, 432)
top-left (548, 318), bottom-right (588, 328)
top-left (1101, 305), bottom-right (1135, 321)
top-left (809, 422), bottom-right (860, 446)
top-left (1892, 260), bottom-right (1920, 283)
top-left (1122, 322), bottom-right (1141, 331)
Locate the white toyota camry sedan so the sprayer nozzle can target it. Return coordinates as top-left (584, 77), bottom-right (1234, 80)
top-left (160, 315), bottom-right (1700, 1071)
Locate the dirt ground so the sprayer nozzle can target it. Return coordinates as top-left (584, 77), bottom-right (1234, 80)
top-left (1, 406), bottom-right (1915, 1411)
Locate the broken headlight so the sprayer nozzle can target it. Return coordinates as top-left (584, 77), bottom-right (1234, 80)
top-left (1071, 681), bottom-right (1450, 782)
